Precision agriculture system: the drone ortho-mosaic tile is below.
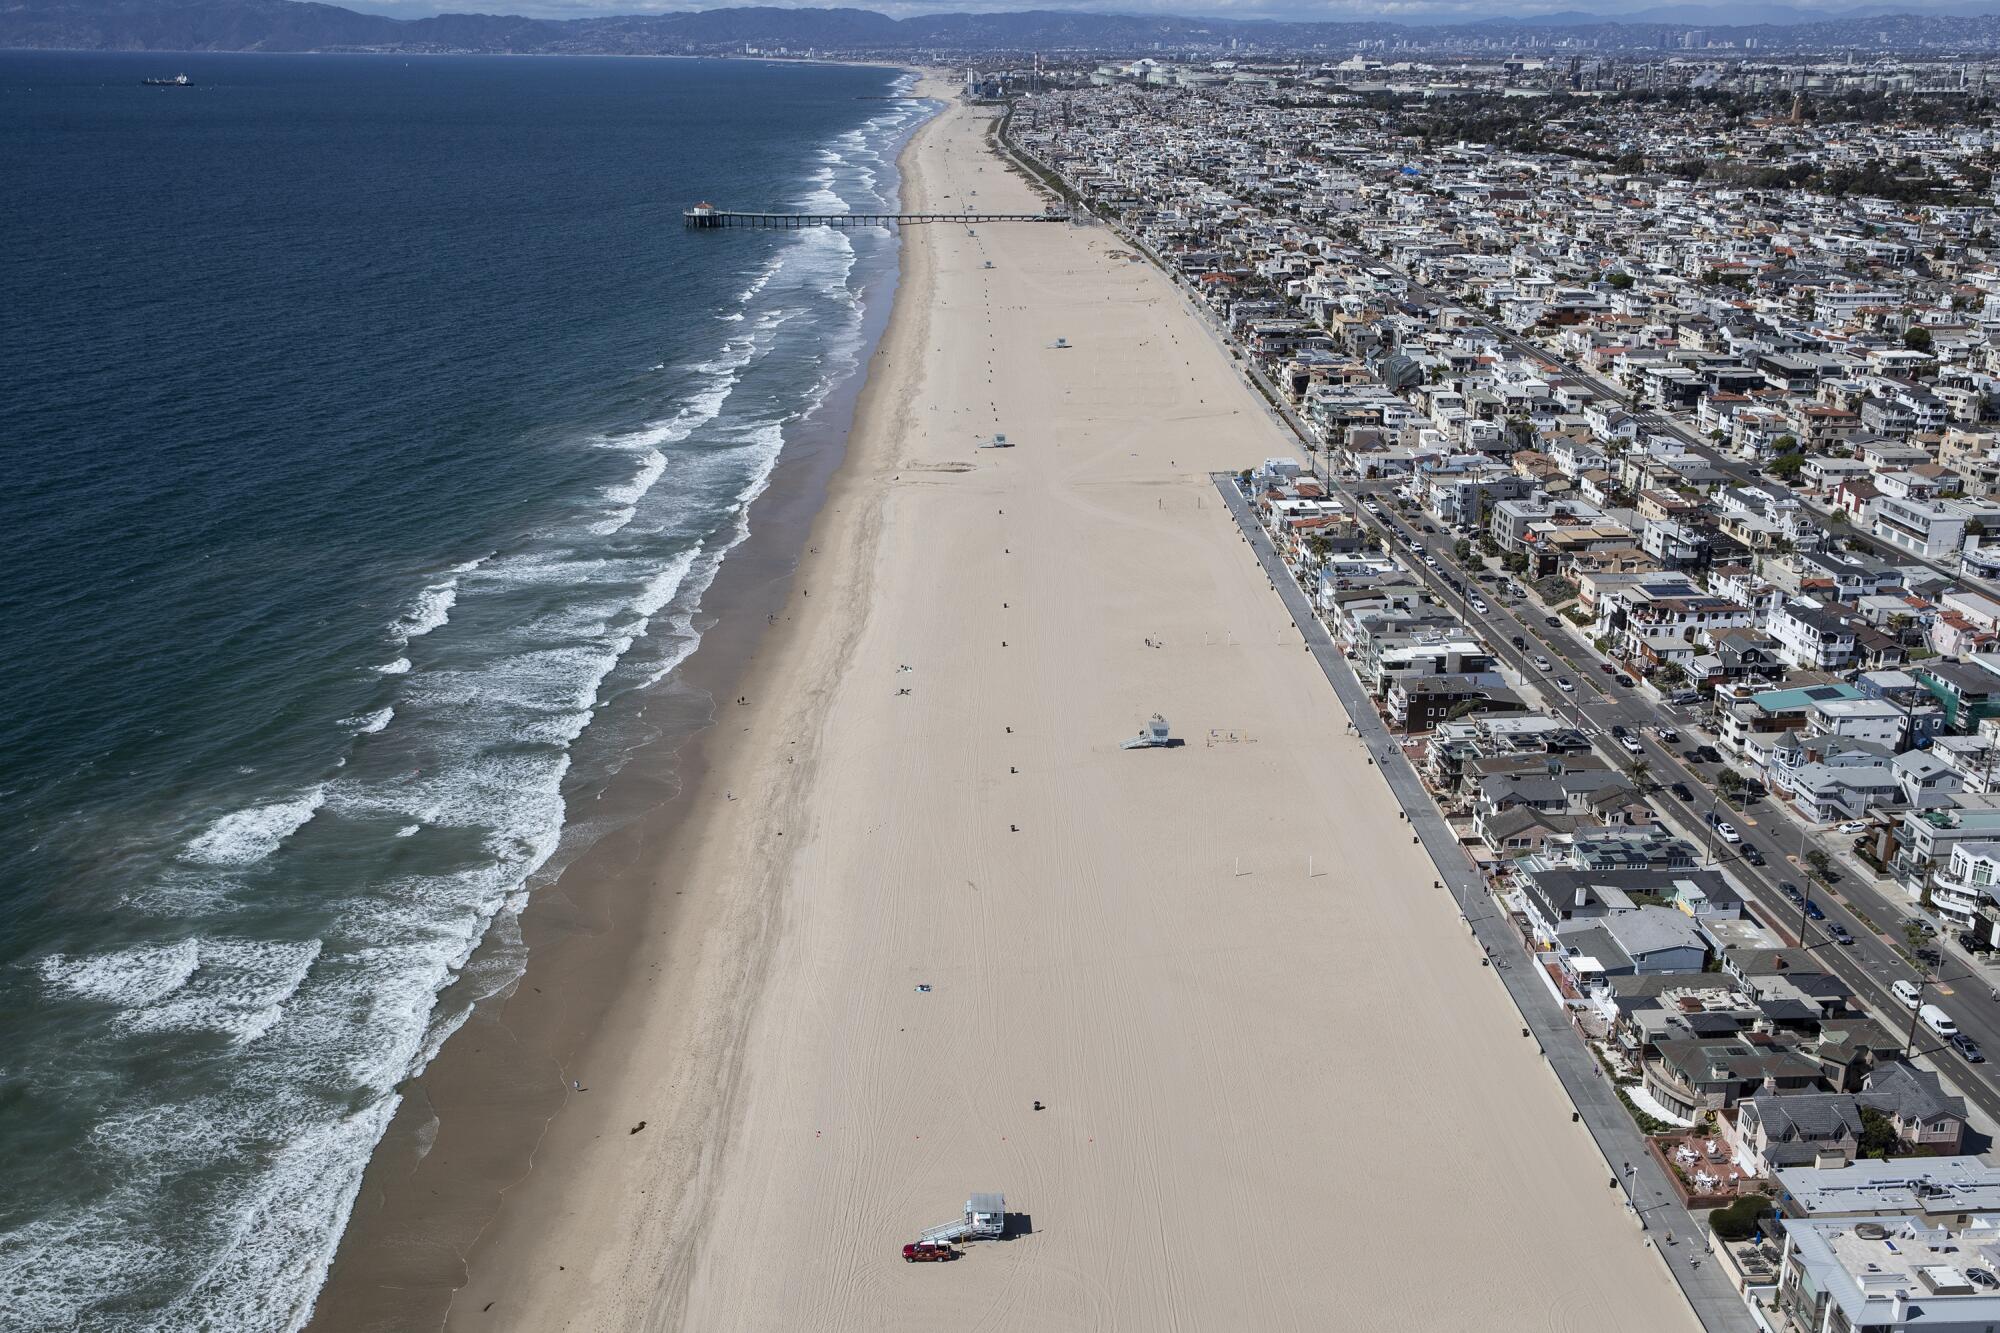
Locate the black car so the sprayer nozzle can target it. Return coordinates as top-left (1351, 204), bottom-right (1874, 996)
top-left (1615, 675), bottom-right (1635, 688)
top-left (1671, 782), bottom-right (1694, 801)
top-left (1511, 634), bottom-right (1526, 649)
top-left (1954, 1033), bottom-right (1987, 1065)
top-left (1743, 845), bottom-right (1765, 866)
top-left (1694, 745), bottom-right (1723, 764)
top-left (1544, 616), bottom-right (1562, 628)
top-left (1960, 930), bottom-right (1994, 954)
top-left (1658, 727), bottom-right (1680, 744)
top-left (1611, 725), bottom-right (1627, 739)
top-left (1779, 881), bottom-right (1804, 904)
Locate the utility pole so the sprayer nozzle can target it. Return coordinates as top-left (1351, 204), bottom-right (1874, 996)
top-left (1904, 963), bottom-right (1935, 1058)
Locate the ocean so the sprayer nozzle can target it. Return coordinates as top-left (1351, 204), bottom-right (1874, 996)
top-left (0, 50), bottom-right (927, 1329)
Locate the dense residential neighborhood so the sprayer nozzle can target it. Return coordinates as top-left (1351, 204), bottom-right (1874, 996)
top-left (1005, 56), bottom-right (2000, 1331)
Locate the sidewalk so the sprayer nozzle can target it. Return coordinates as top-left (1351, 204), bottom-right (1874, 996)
top-left (1215, 473), bottom-right (1758, 1333)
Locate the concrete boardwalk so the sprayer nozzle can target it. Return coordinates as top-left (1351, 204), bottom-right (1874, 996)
top-left (1214, 474), bottom-right (1759, 1333)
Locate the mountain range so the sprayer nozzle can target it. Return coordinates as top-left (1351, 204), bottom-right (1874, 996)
top-left (11, 0), bottom-right (2000, 54)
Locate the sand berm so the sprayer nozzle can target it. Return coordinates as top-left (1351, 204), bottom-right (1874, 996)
top-left (431, 76), bottom-right (1703, 1332)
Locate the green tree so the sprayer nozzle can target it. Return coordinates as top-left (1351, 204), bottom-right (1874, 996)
top-left (1454, 538), bottom-right (1474, 564)
top-left (1858, 1107), bottom-right (1899, 1159)
top-left (1905, 326), bottom-right (1934, 354)
top-left (1607, 271), bottom-right (1634, 290)
top-left (1709, 1193), bottom-right (1774, 1241)
top-left (1767, 452), bottom-right (1806, 484)
top-left (1805, 848), bottom-right (1835, 884)
top-left (1717, 769), bottom-right (1746, 801)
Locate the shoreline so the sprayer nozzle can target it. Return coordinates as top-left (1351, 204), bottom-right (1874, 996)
top-left (325, 69), bottom-right (1700, 1333)
top-left (304, 75), bottom-right (942, 1331)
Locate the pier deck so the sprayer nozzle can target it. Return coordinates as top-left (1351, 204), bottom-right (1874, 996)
top-left (684, 206), bottom-right (1067, 229)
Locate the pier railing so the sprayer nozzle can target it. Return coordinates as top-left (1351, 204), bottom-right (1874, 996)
top-left (684, 207), bottom-right (1069, 229)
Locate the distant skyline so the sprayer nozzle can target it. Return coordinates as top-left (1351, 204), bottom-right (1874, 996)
top-left (328, 0), bottom-right (1998, 26)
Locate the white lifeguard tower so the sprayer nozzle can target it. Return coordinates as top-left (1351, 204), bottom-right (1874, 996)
top-left (918, 1192), bottom-right (1007, 1244)
top-left (1121, 714), bottom-right (1176, 749)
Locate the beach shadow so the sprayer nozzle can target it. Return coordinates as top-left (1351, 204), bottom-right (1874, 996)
top-left (1001, 1212), bottom-right (1034, 1240)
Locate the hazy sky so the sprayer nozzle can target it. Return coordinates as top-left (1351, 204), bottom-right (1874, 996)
top-left (333, 0), bottom-right (1963, 24)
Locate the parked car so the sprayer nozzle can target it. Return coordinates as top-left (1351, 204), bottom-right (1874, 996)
top-left (1960, 930), bottom-right (1994, 954)
top-left (1804, 898), bottom-right (1824, 920)
top-left (1828, 923), bottom-right (1854, 946)
top-left (1837, 820), bottom-right (1868, 834)
top-left (1671, 782), bottom-right (1694, 801)
top-left (1779, 881), bottom-right (1804, 904)
top-left (1743, 845), bottom-right (1765, 866)
top-left (902, 1242), bottom-right (958, 1263)
top-left (1599, 663), bottom-right (1617, 676)
top-left (1954, 1033), bottom-right (1987, 1065)
top-left (1921, 1003), bottom-right (1957, 1038)
top-left (1694, 745), bottom-right (1723, 764)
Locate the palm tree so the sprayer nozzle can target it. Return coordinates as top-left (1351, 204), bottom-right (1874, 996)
top-left (1625, 757), bottom-right (1652, 792)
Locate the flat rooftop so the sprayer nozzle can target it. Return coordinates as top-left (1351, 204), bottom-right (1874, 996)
top-left (1781, 1160), bottom-right (2000, 1218)
top-left (1790, 1214), bottom-right (2000, 1322)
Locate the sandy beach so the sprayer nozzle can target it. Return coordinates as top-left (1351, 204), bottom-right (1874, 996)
top-left (372, 80), bottom-right (1704, 1332)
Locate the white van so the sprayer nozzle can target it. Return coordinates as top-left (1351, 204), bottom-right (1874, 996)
top-left (1893, 979), bottom-right (1922, 1009)
top-left (1921, 1004), bottom-right (1958, 1037)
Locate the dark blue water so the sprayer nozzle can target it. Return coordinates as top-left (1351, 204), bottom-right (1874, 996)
top-left (0, 51), bottom-right (926, 1328)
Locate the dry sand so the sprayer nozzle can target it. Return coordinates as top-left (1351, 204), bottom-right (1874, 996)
top-left (442, 81), bottom-right (1702, 1332)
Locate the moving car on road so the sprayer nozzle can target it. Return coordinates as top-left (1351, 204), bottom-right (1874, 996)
top-left (1556, 676), bottom-right (1574, 692)
top-left (1828, 923), bottom-right (1854, 946)
top-left (1779, 882), bottom-right (1804, 905)
top-left (1743, 845), bottom-right (1765, 866)
top-left (1716, 822), bottom-right (1741, 844)
top-left (1804, 899), bottom-right (1825, 921)
top-left (1671, 782), bottom-right (1694, 801)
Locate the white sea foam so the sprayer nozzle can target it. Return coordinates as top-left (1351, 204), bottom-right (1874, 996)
top-left (121, 938), bottom-right (323, 1045)
top-left (374, 657), bottom-right (411, 675)
top-left (37, 940), bottom-right (201, 1007)
top-left (182, 787), bottom-right (326, 866)
top-left (0, 86), bottom-right (941, 1333)
top-left (391, 582), bottom-right (457, 640)
top-left (346, 707), bottom-right (394, 735)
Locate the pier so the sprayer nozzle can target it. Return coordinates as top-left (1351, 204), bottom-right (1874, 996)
top-left (684, 203), bottom-right (1069, 229)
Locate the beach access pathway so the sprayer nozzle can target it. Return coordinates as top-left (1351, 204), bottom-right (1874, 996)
top-left (1215, 475), bottom-right (1758, 1333)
